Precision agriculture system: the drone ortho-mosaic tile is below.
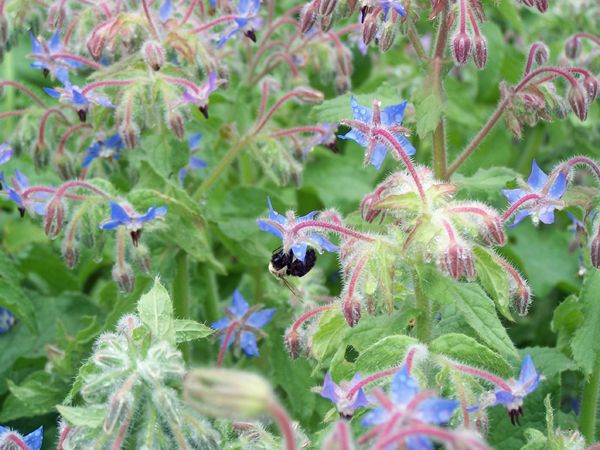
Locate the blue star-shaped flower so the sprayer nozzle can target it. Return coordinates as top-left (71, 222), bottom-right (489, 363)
top-left (339, 97), bottom-right (415, 169)
top-left (362, 366), bottom-right (459, 450)
top-left (179, 133), bottom-right (208, 184)
top-left (211, 289), bottom-right (275, 357)
top-left (100, 202), bottom-right (167, 246)
top-left (30, 31), bottom-right (81, 83)
top-left (378, 0), bottom-right (406, 19)
top-left (217, 0), bottom-right (263, 48)
top-left (257, 197), bottom-right (337, 262)
top-left (0, 425), bottom-right (43, 450)
top-left (181, 71), bottom-right (218, 118)
top-left (502, 160), bottom-right (567, 226)
top-left (0, 307), bottom-right (15, 335)
top-left (320, 371), bottom-right (369, 418)
top-left (44, 82), bottom-right (113, 121)
top-left (0, 170), bottom-right (48, 217)
top-left (83, 134), bottom-right (124, 168)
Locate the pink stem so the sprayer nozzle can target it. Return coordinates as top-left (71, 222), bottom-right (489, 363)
top-left (49, 52), bottom-right (103, 69)
top-left (374, 425), bottom-right (483, 450)
top-left (501, 193), bottom-right (542, 222)
top-left (258, 80), bottom-right (269, 121)
top-left (180, 0), bottom-right (198, 25)
top-left (346, 366), bottom-right (400, 399)
top-left (515, 66), bottom-right (579, 91)
top-left (4, 435), bottom-right (29, 450)
top-left (0, 110), bottom-right (31, 119)
top-left (141, 0), bottom-right (160, 38)
top-left (450, 363), bottom-right (512, 391)
top-left (372, 128), bottom-right (427, 204)
top-left (38, 108), bottom-right (70, 149)
top-left (162, 75), bottom-right (200, 93)
top-left (216, 320), bottom-right (238, 367)
top-left (58, 425), bottom-right (71, 450)
top-left (268, 401), bottom-right (297, 450)
top-left (57, 123), bottom-right (92, 156)
top-left (346, 254), bottom-right (368, 300)
top-left (269, 126), bottom-right (327, 138)
top-left (192, 15), bottom-right (238, 33)
top-left (572, 32), bottom-right (600, 47)
top-left (0, 81), bottom-right (48, 108)
top-left (556, 156), bottom-right (600, 181)
top-left (405, 346), bottom-right (419, 373)
top-left (253, 91), bottom-right (303, 134)
top-left (290, 220), bottom-right (375, 242)
top-left (291, 305), bottom-right (335, 334)
top-left (524, 43), bottom-right (545, 74)
top-left (82, 79), bottom-right (136, 94)
top-left (336, 421), bottom-right (353, 450)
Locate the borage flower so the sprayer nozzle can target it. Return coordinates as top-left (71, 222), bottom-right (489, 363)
top-left (44, 82), bottom-right (113, 122)
top-left (362, 366), bottom-right (458, 449)
top-left (181, 71), bottom-right (218, 118)
top-left (378, 0), bottom-right (406, 19)
top-left (0, 425), bottom-right (43, 450)
top-left (0, 307), bottom-right (15, 335)
top-left (0, 170), bottom-right (48, 217)
top-left (340, 97), bottom-right (415, 169)
top-left (29, 31), bottom-right (81, 83)
top-left (217, 0), bottom-right (264, 48)
top-left (82, 134), bottom-right (123, 168)
top-left (320, 371), bottom-right (369, 418)
top-left (211, 289), bottom-right (275, 360)
top-left (179, 133), bottom-right (208, 184)
top-left (502, 160), bottom-right (567, 226)
top-left (0, 143), bottom-right (13, 166)
top-left (257, 197), bottom-right (337, 262)
top-left (301, 123), bottom-right (338, 157)
top-left (100, 202), bottom-right (167, 247)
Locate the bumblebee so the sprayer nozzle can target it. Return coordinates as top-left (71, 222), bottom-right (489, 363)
top-left (269, 248), bottom-right (317, 279)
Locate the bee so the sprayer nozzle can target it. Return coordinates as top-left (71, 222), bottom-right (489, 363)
top-left (268, 248), bottom-right (317, 293)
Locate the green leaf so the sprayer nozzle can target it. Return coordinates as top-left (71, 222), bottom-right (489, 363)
top-left (454, 167), bottom-right (519, 202)
top-left (571, 270), bottom-right (600, 374)
top-left (174, 319), bottom-right (213, 343)
top-left (0, 279), bottom-right (36, 332)
top-left (0, 372), bottom-right (64, 421)
top-left (429, 270), bottom-right (518, 358)
top-left (346, 335), bottom-right (417, 380)
top-left (431, 333), bottom-right (512, 378)
top-left (57, 404), bottom-right (107, 428)
top-left (137, 277), bottom-right (176, 344)
top-left (520, 347), bottom-right (576, 380)
top-left (413, 86), bottom-right (446, 138)
top-left (473, 246), bottom-right (513, 321)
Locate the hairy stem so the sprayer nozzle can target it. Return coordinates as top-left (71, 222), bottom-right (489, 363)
top-left (173, 251), bottom-right (191, 363)
top-left (580, 361), bottom-right (600, 444)
top-left (431, 5), bottom-right (449, 180)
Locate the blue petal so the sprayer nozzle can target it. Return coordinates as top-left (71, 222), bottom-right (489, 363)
top-left (100, 220), bottom-right (122, 230)
top-left (159, 0), bottom-right (173, 21)
top-left (14, 170), bottom-right (29, 190)
top-left (0, 307), bottom-right (15, 334)
top-left (72, 89), bottom-right (89, 105)
top-left (0, 145), bottom-right (13, 165)
top-left (320, 371), bottom-right (339, 403)
top-left (267, 197), bottom-right (287, 225)
top-left (240, 331), bottom-right (259, 357)
top-left (43, 87), bottom-right (61, 98)
top-left (24, 426), bottom-right (44, 450)
top-left (247, 308), bottom-right (275, 328)
top-left (361, 407), bottom-right (388, 427)
top-left (49, 31), bottom-right (62, 52)
top-left (32, 202), bottom-right (47, 216)
top-left (527, 160), bottom-right (548, 191)
top-left (338, 129), bottom-right (368, 148)
top-left (395, 134), bottom-right (416, 157)
top-left (382, 101), bottom-right (407, 125)
top-left (416, 398), bottom-right (459, 425)
top-left (55, 67), bottom-right (70, 84)
top-left (494, 390), bottom-right (515, 405)
top-left (178, 167), bottom-right (188, 184)
top-left (549, 172), bottom-right (567, 199)
top-left (502, 188), bottom-right (525, 205)
top-left (230, 289), bottom-right (249, 317)
top-left (407, 436), bottom-right (433, 450)
top-left (105, 134), bottom-right (123, 149)
top-left (95, 95), bottom-right (114, 108)
top-left (350, 96), bottom-right (373, 123)
top-left (189, 157), bottom-right (208, 170)
top-left (291, 242), bottom-right (308, 262)
top-left (538, 207), bottom-right (556, 225)
top-left (296, 210), bottom-right (318, 223)
top-left (188, 133), bottom-right (203, 150)
top-left (0, 425), bottom-right (8, 433)
top-left (211, 317), bottom-right (230, 330)
top-left (310, 234), bottom-right (338, 253)
top-left (511, 209), bottom-right (532, 227)
top-left (82, 152), bottom-right (98, 168)
top-left (30, 32), bottom-right (43, 53)
top-left (519, 354), bottom-right (541, 394)
top-left (256, 219), bottom-right (283, 239)
top-left (369, 143), bottom-right (388, 169)
top-left (109, 202), bottom-right (131, 222)
top-left (390, 366), bottom-right (419, 406)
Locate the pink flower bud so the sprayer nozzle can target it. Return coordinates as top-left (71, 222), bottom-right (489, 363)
top-left (590, 233), bottom-right (600, 269)
top-left (142, 40), bottom-right (165, 71)
top-left (342, 296), bottom-right (361, 327)
top-left (335, 46), bottom-right (353, 78)
top-left (533, 43), bottom-right (549, 65)
top-left (62, 241), bottom-right (80, 269)
top-left (521, 0), bottom-right (535, 7)
top-left (285, 330), bottom-right (301, 359)
top-left (568, 85), bottom-right (588, 121)
top-left (119, 122), bottom-right (139, 149)
top-left (319, 0), bottom-right (337, 17)
top-left (483, 216), bottom-right (506, 246)
top-left (294, 87), bottom-right (324, 104)
top-left (564, 36), bottom-right (581, 59)
top-left (473, 34), bottom-right (488, 69)
top-left (48, 2), bottom-right (66, 30)
top-left (583, 75), bottom-right (599, 102)
top-left (451, 32), bottom-right (472, 65)
top-left (44, 200), bottom-right (66, 240)
top-left (513, 282), bottom-right (531, 316)
top-left (534, 0), bottom-right (548, 12)
top-left (168, 111), bottom-right (185, 139)
top-left (438, 244), bottom-right (476, 280)
top-left (300, 2), bottom-right (318, 33)
top-left (378, 23), bottom-right (396, 52)
top-left (361, 14), bottom-right (378, 46)
top-left (112, 263), bottom-right (135, 293)
top-left (319, 14), bottom-right (334, 32)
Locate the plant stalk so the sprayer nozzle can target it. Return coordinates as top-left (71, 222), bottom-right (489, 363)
top-left (580, 361), bottom-right (600, 444)
top-left (173, 251), bottom-right (192, 362)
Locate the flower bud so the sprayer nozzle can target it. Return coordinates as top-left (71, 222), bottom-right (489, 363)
top-left (378, 22), bottom-right (396, 52)
top-left (142, 40), bottom-right (165, 71)
top-left (534, 0), bottom-right (548, 12)
top-left (533, 43), bottom-right (549, 65)
top-left (565, 36), bottom-right (581, 59)
top-left (134, 244), bottom-right (152, 274)
top-left (112, 263), bottom-right (135, 293)
top-left (521, 0), bottom-right (535, 7)
top-left (294, 87), bottom-right (324, 104)
top-left (167, 111), bottom-right (185, 140)
top-left (319, 14), bottom-right (334, 32)
top-left (53, 152), bottom-right (75, 181)
top-left (184, 369), bottom-right (276, 419)
top-left (583, 75), bottom-right (599, 102)
top-left (300, 2), bottom-right (318, 33)
top-left (568, 85), bottom-right (588, 121)
top-left (342, 296), bottom-right (361, 327)
top-left (86, 28), bottom-right (107, 61)
top-left (513, 282), bottom-right (531, 316)
top-left (335, 46), bottom-right (353, 78)
top-left (473, 34), bottom-right (487, 69)
top-left (362, 14), bottom-right (378, 46)
top-left (336, 0), bottom-right (354, 17)
top-left (285, 330), bottom-right (302, 359)
top-left (438, 244), bottom-right (476, 280)
top-left (61, 239), bottom-right (80, 269)
top-left (451, 32), bottom-right (472, 65)
top-left (119, 121), bottom-right (139, 149)
top-left (319, 0), bottom-right (337, 17)
top-left (590, 233), bottom-right (600, 269)
top-left (48, 2), bottom-right (66, 30)
top-left (104, 388), bottom-right (134, 434)
top-left (44, 200), bottom-right (66, 240)
top-left (483, 216), bottom-right (506, 246)
top-left (335, 76), bottom-right (351, 94)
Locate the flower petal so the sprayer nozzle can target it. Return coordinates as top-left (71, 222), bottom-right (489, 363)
top-left (382, 100), bottom-right (407, 125)
top-left (291, 242), bottom-right (308, 262)
top-left (320, 371), bottom-right (340, 403)
top-left (230, 289), bottom-right (249, 317)
top-left (240, 331), bottom-right (260, 357)
top-left (248, 308), bottom-right (275, 328)
top-left (23, 426), bottom-right (44, 450)
top-left (188, 133), bottom-right (203, 150)
top-left (502, 188), bottom-right (525, 205)
top-left (390, 366), bottom-right (419, 405)
top-left (527, 160), bottom-right (548, 191)
top-left (350, 96), bottom-right (373, 123)
top-left (416, 398), bottom-right (459, 425)
top-left (109, 202), bottom-right (131, 222)
top-left (257, 219), bottom-right (284, 239)
top-left (548, 172), bottom-right (567, 199)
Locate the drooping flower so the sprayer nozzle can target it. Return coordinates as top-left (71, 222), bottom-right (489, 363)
top-left (44, 82), bottom-right (113, 122)
top-left (301, 123), bottom-right (338, 157)
top-left (377, 0), bottom-right (406, 19)
top-left (29, 31), bottom-right (80, 83)
top-left (320, 371), bottom-right (369, 418)
top-left (502, 160), bottom-right (567, 226)
top-left (339, 97), bottom-right (415, 169)
top-left (181, 71), bottom-right (218, 118)
top-left (179, 133), bottom-right (208, 183)
top-left (82, 134), bottom-right (124, 168)
top-left (217, 0), bottom-right (264, 48)
top-left (0, 143), bottom-right (13, 166)
top-left (257, 197), bottom-right (337, 262)
top-left (0, 170), bottom-right (48, 217)
top-left (362, 366), bottom-right (459, 449)
top-left (0, 425), bottom-right (43, 450)
top-left (0, 308), bottom-right (15, 334)
top-left (211, 289), bottom-right (275, 358)
top-left (100, 202), bottom-right (167, 246)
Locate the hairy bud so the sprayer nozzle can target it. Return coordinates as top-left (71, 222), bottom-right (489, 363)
top-left (119, 122), bottom-right (139, 149)
top-left (48, 2), bottom-right (66, 30)
top-left (335, 46), bottom-right (353, 79)
top-left (378, 22), bottom-right (396, 52)
top-left (583, 75), bottom-right (599, 102)
top-left (112, 263), bottom-right (135, 293)
top-left (483, 216), bottom-right (506, 246)
top-left (513, 282), bottom-right (532, 316)
top-left (300, 2), bottom-right (318, 33)
top-left (142, 40), bottom-right (165, 71)
top-left (438, 244), bottom-right (476, 280)
top-left (62, 240), bottom-right (80, 269)
top-left (285, 330), bottom-right (302, 359)
top-left (564, 36), bottom-right (581, 59)
top-left (319, 0), bottom-right (337, 17)
top-left (451, 32), bottom-right (472, 65)
top-left (167, 111), bottom-right (185, 140)
top-left (44, 200), bottom-right (66, 240)
top-left (342, 296), bottom-right (361, 327)
top-left (294, 87), bottom-right (324, 104)
top-left (568, 85), bottom-right (588, 121)
top-left (362, 14), bottom-right (378, 46)
top-left (533, 43), bottom-right (549, 65)
top-left (104, 388), bottom-right (135, 434)
top-left (473, 34), bottom-right (488, 69)
top-left (590, 232), bottom-right (600, 269)
top-left (320, 14), bottom-right (334, 32)
top-left (534, 0), bottom-right (548, 12)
